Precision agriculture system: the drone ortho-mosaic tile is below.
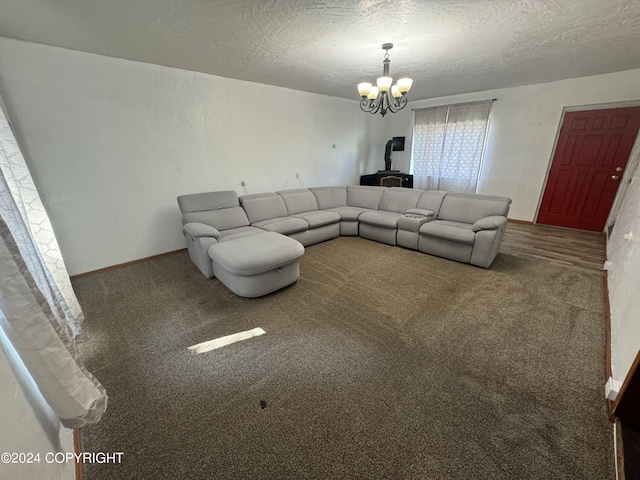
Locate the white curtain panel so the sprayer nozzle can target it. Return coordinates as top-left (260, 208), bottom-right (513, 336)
top-left (412, 100), bottom-right (493, 193)
top-left (0, 101), bottom-right (107, 428)
top-left (412, 106), bottom-right (448, 190)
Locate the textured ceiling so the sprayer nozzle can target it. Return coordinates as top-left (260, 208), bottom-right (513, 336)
top-left (1, 0), bottom-right (640, 101)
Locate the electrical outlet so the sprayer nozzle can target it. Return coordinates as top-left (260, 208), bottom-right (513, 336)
top-left (296, 173), bottom-right (299, 179)
top-left (241, 180), bottom-right (246, 186)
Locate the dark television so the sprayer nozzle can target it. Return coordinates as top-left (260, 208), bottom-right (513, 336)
top-left (383, 136), bottom-right (406, 171)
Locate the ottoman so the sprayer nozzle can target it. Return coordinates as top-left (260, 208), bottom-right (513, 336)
top-left (207, 232), bottom-right (305, 298)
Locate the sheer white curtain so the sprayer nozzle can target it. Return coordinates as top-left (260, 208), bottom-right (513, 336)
top-left (412, 100), bottom-right (493, 193)
top-left (0, 97), bottom-right (107, 428)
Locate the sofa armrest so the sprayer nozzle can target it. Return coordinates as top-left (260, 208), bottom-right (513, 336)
top-left (404, 208), bottom-right (436, 218)
top-left (472, 216), bottom-right (507, 232)
top-left (398, 210), bottom-right (436, 233)
top-left (183, 222), bottom-right (220, 238)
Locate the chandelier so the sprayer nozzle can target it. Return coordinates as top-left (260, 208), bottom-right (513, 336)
top-left (357, 43), bottom-right (413, 117)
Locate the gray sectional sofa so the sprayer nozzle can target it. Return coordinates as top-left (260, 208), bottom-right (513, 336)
top-left (177, 186), bottom-right (512, 296)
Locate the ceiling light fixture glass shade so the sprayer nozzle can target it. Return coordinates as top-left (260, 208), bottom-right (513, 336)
top-left (358, 82), bottom-right (372, 97)
top-left (358, 43), bottom-right (413, 117)
top-left (376, 76), bottom-right (393, 91)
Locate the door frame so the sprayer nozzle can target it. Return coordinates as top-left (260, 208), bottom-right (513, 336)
top-left (534, 100), bottom-right (640, 232)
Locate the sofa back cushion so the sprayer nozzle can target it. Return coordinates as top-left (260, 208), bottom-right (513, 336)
top-left (277, 188), bottom-right (319, 215)
top-left (415, 190), bottom-right (448, 215)
top-left (346, 185), bottom-right (385, 210)
top-left (177, 191), bottom-right (250, 230)
top-left (240, 192), bottom-right (288, 224)
top-left (438, 193), bottom-right (512, 224)
top-left (378, 188), bottom-right (423, 213)
top-left (309, 186), bottom-right (347, 209)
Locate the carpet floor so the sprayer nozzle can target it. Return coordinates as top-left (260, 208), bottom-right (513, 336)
top-left (74, 237), bottom-right (614, 480)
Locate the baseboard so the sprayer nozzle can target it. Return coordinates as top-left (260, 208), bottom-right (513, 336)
top-left (507, 218), bottom-right (533, 224)
top-left (603, 234), bottom-right (614, 418)
top-left (604, 269), bottom-right (615, 419)
top-left (70, 248), bottom-right (187, 280)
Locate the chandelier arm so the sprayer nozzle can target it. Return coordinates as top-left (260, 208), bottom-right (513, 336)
top-left (387, 95), bottom-right (408, 113)
top-left (373, 91), bottom-right (386, 114)
top-left (360, 98), bottom-right (381, 115)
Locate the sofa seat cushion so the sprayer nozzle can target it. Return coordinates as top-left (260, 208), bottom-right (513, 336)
top-left (208, 232), bottom-right (304, 277)
top-left (293, 210), bottom-right (341, 228)
top-left (358, 210), bottom-right (403, 229)
top-left (218, 226), bottom-right (265, 242)
top-left (419, 220), bottom-right (476, 245)
top-left (325, 206), bottom-right (372, 221)
top-left (253, 216), bottom-right (309, 235)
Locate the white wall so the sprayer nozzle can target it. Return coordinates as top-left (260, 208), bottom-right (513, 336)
top-left (607, 157), bottom-right (640, 387)
top-left (0, 38), bottom-right (383, 275)
top-left (382, 69), bottom-right (640, 222)
top-left (0, 328), bottom-right (75, 480)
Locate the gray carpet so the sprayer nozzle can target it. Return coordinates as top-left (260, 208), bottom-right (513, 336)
top-left (74, 237), bottom-right (614, 480)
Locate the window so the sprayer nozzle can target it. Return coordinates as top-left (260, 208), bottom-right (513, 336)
top-left (411, 100), bottom-right (493, 193)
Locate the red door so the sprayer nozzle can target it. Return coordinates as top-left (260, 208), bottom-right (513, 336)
top-left (537, 107), bottom-right (640, 231)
